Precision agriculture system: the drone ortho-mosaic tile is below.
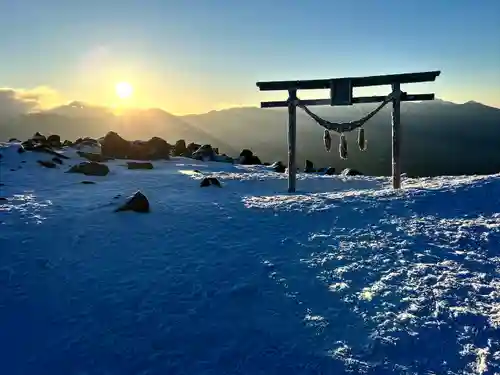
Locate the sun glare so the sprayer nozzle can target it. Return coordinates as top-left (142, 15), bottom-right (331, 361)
top-left (115, 82), bottom-right (133, 99)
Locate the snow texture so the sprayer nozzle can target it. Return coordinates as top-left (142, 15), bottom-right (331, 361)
top-left (1, 141), bottom-right (499, 375)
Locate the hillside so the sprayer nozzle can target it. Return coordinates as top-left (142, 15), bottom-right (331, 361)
top-left (1, 141), bottom-right (499, 374)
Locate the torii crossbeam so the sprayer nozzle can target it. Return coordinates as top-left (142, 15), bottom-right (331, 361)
top-left (256, 70), bottom-right (441, 192)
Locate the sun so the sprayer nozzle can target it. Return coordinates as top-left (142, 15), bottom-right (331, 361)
top-left (115, 82), bottom-right (133, 99)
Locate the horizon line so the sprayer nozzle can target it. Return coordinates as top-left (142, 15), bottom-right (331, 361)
top-left (24, 98), bottom-right (499, 117)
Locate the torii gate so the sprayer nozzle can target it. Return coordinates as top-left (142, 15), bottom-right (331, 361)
top-left (256, 71), bottom-right (441, 192)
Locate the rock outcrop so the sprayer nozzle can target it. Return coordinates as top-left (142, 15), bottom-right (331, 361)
top-left (100, 132), bottom-right (171, 160)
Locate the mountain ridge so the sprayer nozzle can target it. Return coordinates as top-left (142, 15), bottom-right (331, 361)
top-left (2, 99), bottom-right (500, 178)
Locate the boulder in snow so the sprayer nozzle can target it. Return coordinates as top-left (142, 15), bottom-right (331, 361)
top-left (304, 159), bottom-right (315, 173)
top-left (32, 132), bottom-right (46, 143)
top-left (270, 161), bottom-right (286, 173)
top-left (193, 144), bottom-right (217, 162)
top-left (324, 167), bottom-right (336, 175)
top-left (173, 139), bottom-right (187, 156)
top-left (239, 149), bottom-right (262, 165)
top-left (127, 161), bottom-right (154, 170)
top-left (114, 191), bottom-right (150, 213)
top-left (46, 134), bottom-right (61, 148)
top-left (187, 142), bottom-right (201, 154)
top-left (200, 177), bottom-right (222, 188)
top-left (67, 161), bottom-right (110, 176)
top-left (340, 168), bottom-right (363, 176)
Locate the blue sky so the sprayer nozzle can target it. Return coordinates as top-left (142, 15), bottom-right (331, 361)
top-left (1, 0), bottom-right (499, 114)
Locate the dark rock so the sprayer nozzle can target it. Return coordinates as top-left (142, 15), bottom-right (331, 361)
top-left (67, 162), bottom-right (110, 176)
top-left (8, 138), bottom-right (20, 142)
top-left (37, 160), bottom-right (57, 168)
top-left (239, 149), bottom-right (262, 165)
top-left (146, 137), bottom-right (171, 160)
top-left (127, 161), bottom-right (154, 170)
top-left (115, 191), bottom-right (150, 213)
top-left (32, 132), bottom-right (46, 143)
top-left (324, 167), bottom-right (336, 175)
top-left (81, 181), bottom-right (96, 184)
top-left (304, 160), bottom-right (315, 173)
top-left (73, 137), bottom-right (101, 151)
top-left (173, 139), bottom-right (187, 156)
top-left (77, 151), bottom-right (112, 162)
top-left (240, 149), bottom-right (253, 159)
top-left (101, 132), bottom-right (130, 159)
top-left (101, 132), bottom-right (170, 160)
top-left (62, 140), bottom-right (73, 147)
top-left (270, 161), bottom-right (286, 173)
top-left (47, 134), bottom-right (61, 148)
top-left (52, 157), bottom-right (63, 165)
top-left (75, 137), bottom-right (99, 147)
top-left (0, 197), bottom-right (7, 201)
top-left (193, 144), bottom-right (217, 161)
top-left (200, 177), bottom-right (222, 188)
top-left (341, 168), bottom-right (363, 176)
top-left (187, 142), bottom-right (201, 154)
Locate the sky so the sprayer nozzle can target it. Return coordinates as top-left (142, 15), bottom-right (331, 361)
top-left (0, 0), bottom-right (499, 114)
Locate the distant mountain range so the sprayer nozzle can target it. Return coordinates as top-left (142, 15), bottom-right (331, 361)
top-left (1, 99), bottom-right (499, 177)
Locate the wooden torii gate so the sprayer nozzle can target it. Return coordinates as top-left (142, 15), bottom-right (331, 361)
top-left (256, 71), bottom-right (441, 193)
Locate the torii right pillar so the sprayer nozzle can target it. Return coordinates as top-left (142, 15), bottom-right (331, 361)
top-left (392, 83), bottom-right (401, 189)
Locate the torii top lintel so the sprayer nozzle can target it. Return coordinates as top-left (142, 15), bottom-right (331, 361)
top-left (256, 70), bottom-right (441, 92)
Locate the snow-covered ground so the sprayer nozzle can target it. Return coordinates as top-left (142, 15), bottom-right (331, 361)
top-left (1, 141), bottom-right (499, 375)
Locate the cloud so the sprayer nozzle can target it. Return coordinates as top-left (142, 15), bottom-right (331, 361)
top-left (0, 86), bottom-right (63, 117)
